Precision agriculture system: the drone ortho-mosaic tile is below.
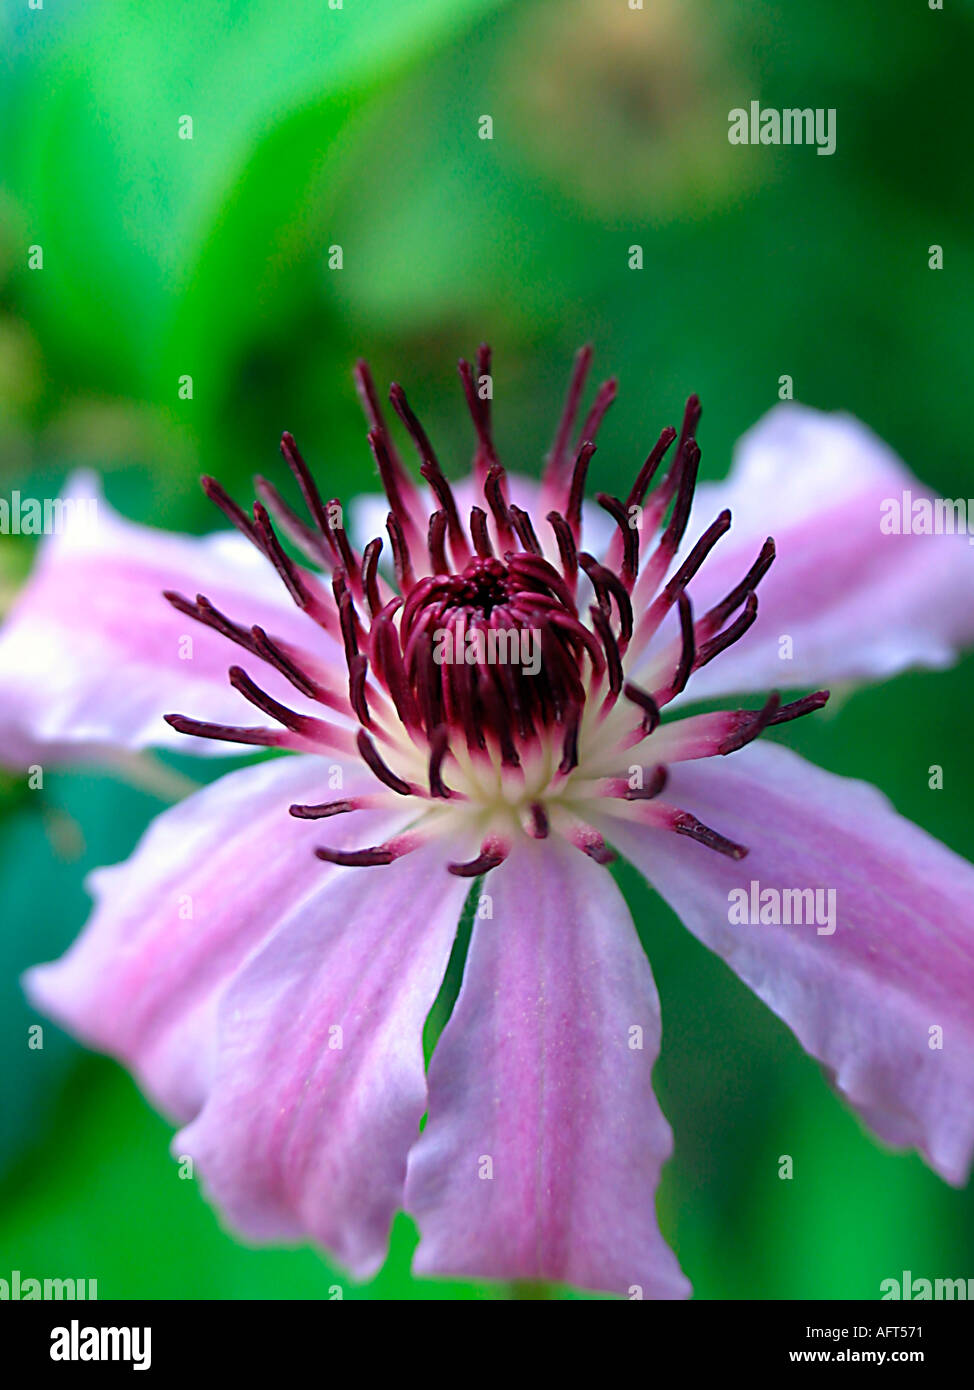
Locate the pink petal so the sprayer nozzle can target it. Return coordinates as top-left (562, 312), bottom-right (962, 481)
top-left (0, 473), bottom-right (347, 763)
top-left (599, 741), bottom-right (974, 1185)
top-left (406, 837), bottom-right (690, 1298)
top-left (639, 406), bottom-right (974, 698)
top-left (23, 754), bottom-right (408, 1120)
top-left (174, 837), bottom-right (472, 1280)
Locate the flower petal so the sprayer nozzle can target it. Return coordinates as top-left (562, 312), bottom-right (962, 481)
top-left (0, 473), bottom-right (347, 764)
top-left (644, 406), bottom-right (974, 697)
top-left (174, 836), bottom-right (472, 1280)
top-left (406, 836), bottom-right (690, 1298)
top-left (23, 754), bottom-right (407, 1120)
top-left (599, 740), bottom-right (974, 1185)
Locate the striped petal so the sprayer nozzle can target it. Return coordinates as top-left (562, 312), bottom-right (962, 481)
top-left (600, 740), bottom-right (974, 1185)
top-left (406, 836), bottom-right (689, 1298)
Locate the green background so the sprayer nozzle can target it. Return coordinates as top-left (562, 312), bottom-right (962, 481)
top-left (1, 0), bottom-right (972, 1299)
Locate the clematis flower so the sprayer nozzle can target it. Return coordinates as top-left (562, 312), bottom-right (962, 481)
top-left (6, 346), bottom-right (974, 1298)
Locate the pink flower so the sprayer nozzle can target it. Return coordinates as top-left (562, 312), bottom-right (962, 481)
top-left (6, 346), bottom-right (974, 1297)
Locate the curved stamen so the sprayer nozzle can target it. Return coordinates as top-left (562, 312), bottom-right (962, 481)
top-left (228, 664), bottom-right (334, 742)
top-left (670, 809), bottom-right (748, 859)
top-left (386, 510), bottom-right (416, 591)
top-left (458, 356), bottom-right (498, 474)
top-left (428, 724), bottom-right (453, 799)
top-left (566, 441), bottom-right (596, 533)
top-left (361, 538), bottom-right (384, 618)
top-left (579, 555), bottom-right (633, 642)
top-left (356, 728), bottom-right (414, 796)
top-left (577, 377), bottom-right (618, 449)
top-left (254, 474), bottom-right (331, 567)
top-left (390, 383), bottom-right (470, 566)
top-left (279, 432), bottom-right (340, 554)
top-left (544, 343), bottom-right (593, 489)
top-left (625, 425), bottom-right (677, 512)
top-left (623, 680), bottom-right (661, 733)
top-left (695, 592), bottom-right (759, 670)
top-left (163, 714), bottom-right (281, 748)
top-left (484, 464), bottom-right (514, 548)
top-left (702, 537), bottom-right (776, 633)
top-left (448, 836), bottom-right (510, 877)
top-left (508, 505), bottom-right (542, 555)
top-left (470, 506), bottom-right (494, 558)
top-left (201, 475), bottom-right (259, 542)
top-left (596, 492), bottom-right (639, 588)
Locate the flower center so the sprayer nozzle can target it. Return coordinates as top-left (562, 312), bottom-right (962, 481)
top-left (445, 556), bottom-right (511, 615)
top-left (400, 553), bottom-right (597, 765)
top-left (164, 344), bottom-right (828, 876)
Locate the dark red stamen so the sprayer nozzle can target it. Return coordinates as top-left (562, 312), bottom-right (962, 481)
top-left (386, 511), bottom-right (416, 591)
top-left (558, 707), bottom-right (581, 774)
top-left (251, 503), bottom-right (318, 615)
top-left (671, 811), bottom-right (748, 860)
top-left (484, 464), bottom-right (514, 548)
top-left (705, 538), bottom-right (776, 628)
top-left (280, 432), bottom-right (334, 542)
top-left (289, 799), bottom-right (356, 819)
top-left (695, 592), bottom-right (759, 670)
top-left (201, 475), bottom-right (258, 542)
top-left (447, 847), bottom-right (507, 877)
top-left (462, 504), bottom-right (488, 558)
top-left (663, 509), bottom-right (732, 602)
top-left (768, 690), bottom-right (831, 725)
top-left (623, 765), bottom-right (668, 800)
top-left (428, 724), bottom-right (453, 799)
top-left (660, 439), bottom-right (701, 557)
top-left (390, 383), bottom-right (469, 564)
top-left (316, 845), bottom-right (397, 867)
top-left (508, 505), bottom-right (542, 555)
top-left (577, 377), bottom-right (618, 448)
top-left (717, 691), bottom-right (782, 754)
top-left (596, 493), bottom-right (639, 587)
top-left (624, 680), bottom-right (661, 733)
top-left (254, 474), bottom-right (330, 566)
top-left (366, 429), bottom-right (420, 548)
top-left (670, 591), bottom-right (696, 696)
top-left (458, 357), bottom-right (498, 471)
top-left (428, 511), bottom-right (450, 574)
top-left (546, 510), bottom-right (578, 586)
top-left (228, 665), bottom-right (324, 738)
top-left (566, 441), bottom-right (596, 532)
top-left (251, 625), bottom-right (332, 704)
top-left (625, 426), bottom-right (677, 511)
top-left (545, 343), bottom-right (593, 485)
top-left (348, 652), bottom-right (371, 727)
top-left (354, 360), bottom-right (411, 491)
top-left (162, 713), bottom-right (280, 747)
top-left (361, 538), bottom-right (383, 617)
top-left (579, 554), bottom-right (633, 642)
top-left (590, 604), bottom-right (623, 696)
top-left (356, 728), bottom-right (412, 796)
